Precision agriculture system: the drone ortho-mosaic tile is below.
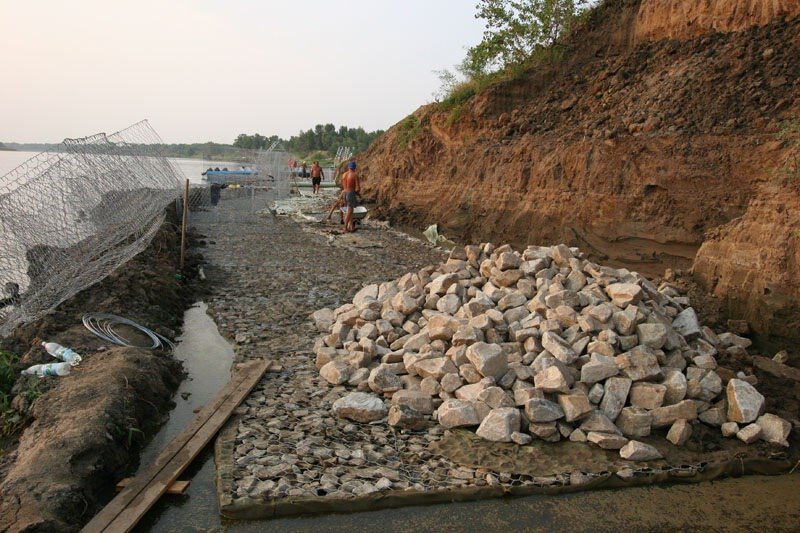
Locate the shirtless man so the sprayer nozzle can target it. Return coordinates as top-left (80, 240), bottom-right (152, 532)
top-left (341, 161), bottom-right (360, 232)
top-left (310, 161), bottom-right (325, 194)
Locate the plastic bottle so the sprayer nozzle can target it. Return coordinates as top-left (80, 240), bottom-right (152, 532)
top-left (42, 342), bottom-right (82, 366)
top-left (21, 362), bottom-right (72, 377)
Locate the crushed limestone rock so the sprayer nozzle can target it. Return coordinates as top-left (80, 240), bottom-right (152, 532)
top-left (312, 243), bottom-right (791, 460)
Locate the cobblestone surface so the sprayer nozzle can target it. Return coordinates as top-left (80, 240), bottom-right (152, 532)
top-left (194, 202), bottom-right (506, 503)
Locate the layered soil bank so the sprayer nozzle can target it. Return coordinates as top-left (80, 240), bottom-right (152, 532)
top-left (0, 211), bottom-right (192, 531)
top-left (359, 0), bottom-right (800, 347)
top-left (633, 0), bottom-right (800, 43)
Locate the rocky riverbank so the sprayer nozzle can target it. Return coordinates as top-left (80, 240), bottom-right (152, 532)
top-left (200, 201), bottom-right (798, 513)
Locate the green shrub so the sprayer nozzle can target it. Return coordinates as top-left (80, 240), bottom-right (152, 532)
top-left (396, 115), bottom-right (423, 149)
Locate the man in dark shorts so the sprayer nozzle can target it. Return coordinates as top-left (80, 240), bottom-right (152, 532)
top-left (310, 161), bottom-right (325, 194)
top-left (341, 161), bottom-right (360, 232)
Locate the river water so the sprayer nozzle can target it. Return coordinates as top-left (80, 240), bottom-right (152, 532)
top-left (0, 150), bottom-right (233, 184)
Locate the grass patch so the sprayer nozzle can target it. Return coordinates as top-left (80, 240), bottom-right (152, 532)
top-left (396, 114), bottom-right (423, 149)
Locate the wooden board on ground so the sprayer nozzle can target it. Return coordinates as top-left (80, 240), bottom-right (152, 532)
top-left (82, 359), bottom-right (271, 533)
top-left (115, 478), bottom-right (190, 495)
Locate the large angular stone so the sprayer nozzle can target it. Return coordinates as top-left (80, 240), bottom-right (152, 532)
top-left (441, 373), bottom-right (463, 393)
top-left (452, 325), bottom-right (482, 346)
top-left (650, 400), bottom-right (698, 428)
top-left (636, 323), bottom-right (668, 350)
top-left (629, 383), bottom-right (667, 410)
top-left (726, 379), bottom-right (765, 423)
top-left (541, 331), bottom-right (578, 364)
top-left (388, 404), bottom-right (428, 430)
top-left (550, 244), bottom-right (574, 266)
top-left (312, 308), bottom-right (335, 332)
top-left (756, 414), bottom-right (791, 447)
top-left (579, 412), bottom-right (620, 434)
top-left (437, 294), bottom-right (461, 314)
top-left (414, 356), bottom-right (458, 380)
top-left (600, 376), bottom-right (632, 421)
top-left (698, 370), bottom-right (723, 401)
top-left (613, 306), bottom-right (639, 336)
top-left (580, 353), bottom-right (619, 384)
top-left (699, 401), bottom-right (727, 426)
top-left (586, 431), bottom-right (628, 450)
top-left (615, 346), bottom-right (662, 382)
top-left (466, 342), bottom-right (508, 380)
top-left (545, 290), bottom-right (580, 309)
top-left (353, 284), bottom-right (379, 308)
top-left (391, 389), bottom-right (435, 414)
top-left (558, 392), bottom-right (593, 422)
top-left (736, 423), bottom-right (762, 444)
top-left (493, 268), bottom-right (523, 287)
top-left (524, 398), bottom-right (565, 423)
top-left (534, 365), bottom-right (572, 393)
top-left (332, 392), bottom-right (387, 422)
top-left (498, 291), bottom-right (527, 311)
top-left (672, 308), bottom-right (702, 340)
top-left (605, 283), bottom-right (644, 307)
top-left (428, 273), bottom-right (459, 295)
top-left (718, 332), bottom-right (753, 349)
top-left (615, 407), bottom-right (652, 437)
top-left (427, 314), bottom-right (460, 341)
top-left (477, 386), bottom-right (515, 409)
top-left (403, 331), bottom-right (430, 352)
top-left (320, 360), bottom-right (352, 385)
top-left (392, 291), bottom-right (420, 315)
top-left (495, 251), bottom-right (522, 271)
top-left (620, 441), bottom-right (663, 461)
top-left (529, 422), bottom-right (560, 441)
top-left (476, 407), bottom-right (521, 442)
top-left (661, 369), bottom-right (688, 405)
top-left (437, 399), bottom-right (481, 428)
top-left (368, 366), bottom-right (403, 393)
top-left (455, 379), bottom-right (493, 401)
top-left (666, 419), bottom-right (693, 446)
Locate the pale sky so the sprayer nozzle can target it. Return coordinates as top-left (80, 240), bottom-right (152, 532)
top-left (1, 0), bottom-right (485, 144)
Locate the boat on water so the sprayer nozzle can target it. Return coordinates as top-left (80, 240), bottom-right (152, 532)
top-left (202, 168), bottom-right (261, 185)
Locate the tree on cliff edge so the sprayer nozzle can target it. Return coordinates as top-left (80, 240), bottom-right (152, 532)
top-left (465, 0), bottom-right (588, 75)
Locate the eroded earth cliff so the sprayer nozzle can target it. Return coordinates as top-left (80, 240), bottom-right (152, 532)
top-left (358, 0), bottom-right (800, 347)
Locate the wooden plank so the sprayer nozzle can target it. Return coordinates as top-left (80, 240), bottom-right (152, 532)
top-left (115, 478), bottom-right (190, 495)
top-left (82, 359), bottom-right (270, 533)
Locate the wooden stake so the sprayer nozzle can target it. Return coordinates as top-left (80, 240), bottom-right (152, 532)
top-left (179, 178), bottom-right (189, 272)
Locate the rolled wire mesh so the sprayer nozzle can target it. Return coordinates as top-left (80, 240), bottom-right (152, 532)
top-left (0, 120), bottom-right (183, 336)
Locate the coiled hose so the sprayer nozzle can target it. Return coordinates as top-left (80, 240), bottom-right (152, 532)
top-left (82, 313), bottom-right (174, 351)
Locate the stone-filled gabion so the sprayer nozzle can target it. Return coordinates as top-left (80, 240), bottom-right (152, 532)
top-left (312, 243), bottom-right (791, 459)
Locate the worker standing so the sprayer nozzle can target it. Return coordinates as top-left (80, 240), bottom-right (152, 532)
top-left (341, 161), bottom-right (360, 232)
top-left (310, 161), bottom-right (325, 194)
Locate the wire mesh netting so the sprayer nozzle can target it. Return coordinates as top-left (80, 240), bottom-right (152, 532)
top-left (182, 146), bottom-right (294, 230)
top-left (0, 120), bottom-right (183, 336)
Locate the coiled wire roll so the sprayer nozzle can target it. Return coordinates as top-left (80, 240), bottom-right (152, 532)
top-left (82, 313), bottom-right (174, 351)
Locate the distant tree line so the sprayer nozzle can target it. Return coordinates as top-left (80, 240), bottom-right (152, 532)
top-left (233, 124), bottom-right (384, 154)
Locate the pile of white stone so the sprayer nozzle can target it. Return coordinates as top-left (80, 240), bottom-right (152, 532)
top-left (312, 244), bottom-right (791, 461)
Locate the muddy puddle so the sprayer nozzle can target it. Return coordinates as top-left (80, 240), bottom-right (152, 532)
top-left (135, 302), bottom-right (234, 531)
